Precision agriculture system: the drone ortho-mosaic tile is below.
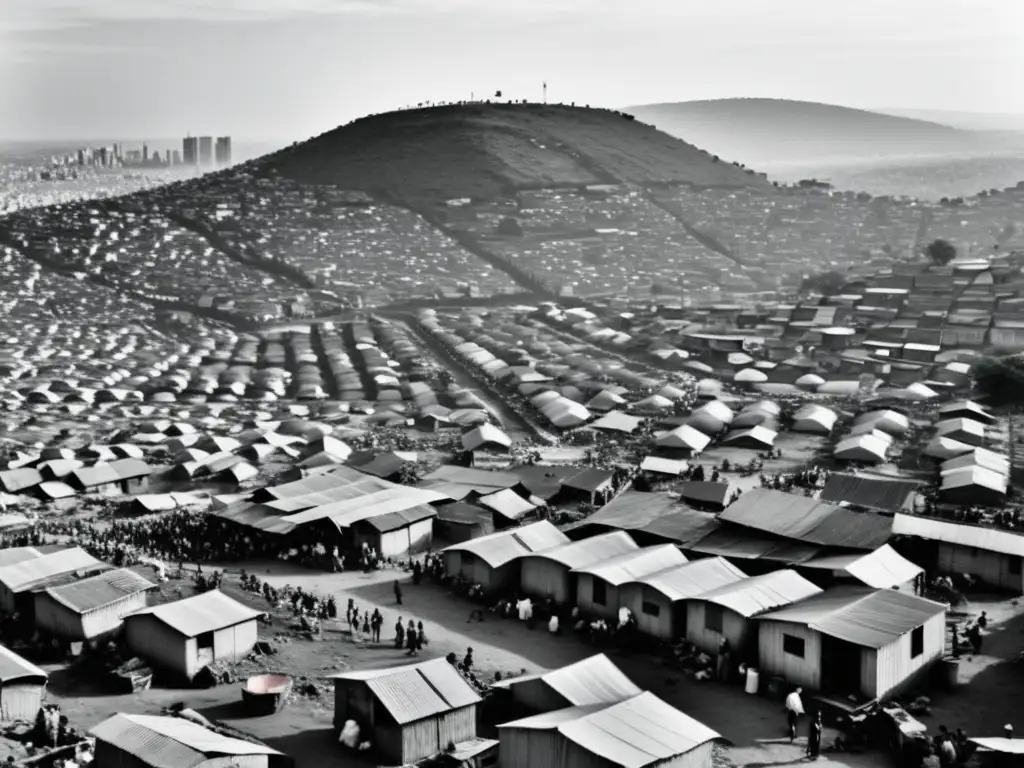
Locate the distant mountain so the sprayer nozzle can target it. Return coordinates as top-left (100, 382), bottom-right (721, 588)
top-left (264, 103), bottom-right (769, 201)
top-left (874, 108), bottom-right (1024, 133)
top-left (624, 98), bottom-right (999, 168)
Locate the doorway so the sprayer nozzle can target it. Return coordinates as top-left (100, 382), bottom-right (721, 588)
top-left (820, 635), bottom-right (862, 696)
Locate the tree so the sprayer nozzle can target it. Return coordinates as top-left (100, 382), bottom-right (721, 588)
top-left (973, 355), bottom-right (1024, 405)
top-left (925, 238), bottom-right (957, 266)
top-left (799, 270), bottom-right (847, 296)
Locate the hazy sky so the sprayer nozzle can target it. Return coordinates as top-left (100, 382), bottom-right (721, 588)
top-left (2, 0), bottom-right (1021, 142)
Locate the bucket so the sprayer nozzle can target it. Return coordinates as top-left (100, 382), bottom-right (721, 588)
top-left (745, 668), bottom-right (760, 695)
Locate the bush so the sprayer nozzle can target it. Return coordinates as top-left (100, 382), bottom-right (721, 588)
top-left (973, 355), bottom-right (1024, 405)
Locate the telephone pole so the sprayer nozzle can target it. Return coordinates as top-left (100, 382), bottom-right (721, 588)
top-left (543, 82), bottom-right (547, 104)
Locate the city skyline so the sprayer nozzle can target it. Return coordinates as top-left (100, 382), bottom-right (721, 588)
top-left (2, 0), bottom-right (1022, 142)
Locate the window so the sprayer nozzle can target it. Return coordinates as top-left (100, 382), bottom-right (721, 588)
top-left (592, 579), bottom-right (607, 606)
top-left (641, 601), bottom-right (661, 617)
top-left (705, 603), bottom-right (724, 633)
top-left (911, 626), bottom-right (924, 658)
top-left (1010, 556), bottom-right (1022, 576)
top-left (783, 634), bottom-right (805, 658)
top-left (197, 632), bottom-right (213, 650)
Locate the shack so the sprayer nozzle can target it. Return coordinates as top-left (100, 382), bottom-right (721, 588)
top-left (331, 658), bottom-right (481, 766)
top-left (442, 521), bottom-right (569, 594)
top-left (0, 645), bottom-right (47, 721)
top-left (0, 547), bottom-right (109, 618)
top-left (123, 590), bottom-right (263, 682)
top-left (490, 654), bottom-right (641, 712)
top-left (573, 545), bottom-right (688, 620)
top-left (520, 532), bottom-right (638, 604)
top-left (799, 545), bottom-right (923, 591)
top-left (34, 567), bottom-right (156, 641)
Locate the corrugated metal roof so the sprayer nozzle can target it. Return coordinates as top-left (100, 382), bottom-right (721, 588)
top-left (819, 473), bottom-right (922, 513)
top-left (755, 587), bottom-right (946, 649)
top-left (359, 505), bottom-right (437, 533)
top-left (892, 513), bottom-right (1024, 557)
top-left (638, 557), bottom-right (747, 602)
top-left (500, 692), bottom-right (720, 767)
top-left (0, 547), bottom-right (106, 592)
top-left (720, 489), bottom-right (893, 550)
top-left (801, 544), bottom-right (923, 588)
top-left (687, 525), bottom-right (823, 564)
top-left (477, 488), bottom-right (537, 521)
top-left (43, 568), bottom-right (155, 614)
top-left (90, 714), bottom-right (281, 768)
top-left (0, 547), bottom-right (42, 568)
top-left (461, 423), bottom-right (512, 451)
top-left (0, 644), bottom-right (47, 683)
top-left (941, 448), bottom-right (1010, 475)
top-left (442, 521), bottom-right (570, 569)
top-left (331, 657), bottom-right (480, 725)
top-left (654, 425), bottom-right (711, 452)
top-left (694, 570), bottom-right (822, 618)
top-left (126, 589), bottom-right (262, 637)
top-left (677, 481), bottom-right (731, 506)
top-left (525, 531), bottom-right (638, 570)
top-left (492, 654), bottom-right (642, 706)
top-left (421, 466), bottom-right (521, 492)
top-left (572, 492), bottom-right (716, 545)
top-left (573, 545), bottom-right (688, 586)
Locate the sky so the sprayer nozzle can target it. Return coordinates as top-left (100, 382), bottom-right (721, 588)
top-left (1, 0), bottom-right (1022, 143)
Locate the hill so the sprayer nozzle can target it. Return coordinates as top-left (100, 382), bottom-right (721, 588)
top-left (625, 98), bottom-right (991, 167)
top-left (262, 103), bottom-right (769, 200)
top-left (874, 108), bottom-right (1024, 133)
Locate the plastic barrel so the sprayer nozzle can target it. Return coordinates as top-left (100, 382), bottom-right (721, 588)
top-left (745, 668), bottom-right (760, 695)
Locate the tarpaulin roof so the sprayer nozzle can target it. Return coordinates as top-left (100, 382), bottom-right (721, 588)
top-left (125, 589), bottom-right (263, 637)
top-left (755, 586), bottom-right (946, 648)
top-left (693, 569), bottom-right (822, 618)
top-left (819, 473), bottom-right (922, 513)
top-left (524, 531), bottom-right (639, 570)
top-left (331, 657), bottom-right (480, 725)
top-left (491, 653), bottom-right (642, 706)
top-left (801, 544), bottom-right (923, 588)
top-left (499, 692), bottom-right (720, 767)
top-left (892, 513), bottom-right (1024, 557)
top-left (443, 521), bottom-right (570, 569)
top-left (720, 489), bottom-right (893, 550)
top-left (633, 557), bottom-right (747, 602)
top-left (573, 545), bottom-right (688, 586)
top-left (90, 714), bottom-right (282, 768)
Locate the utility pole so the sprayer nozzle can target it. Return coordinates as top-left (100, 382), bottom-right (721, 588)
top-left (543, 82), bottom-right (547, 104)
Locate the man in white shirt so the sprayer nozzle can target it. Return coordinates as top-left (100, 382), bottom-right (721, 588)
top-left (785, 687), bottom-right (804, 742)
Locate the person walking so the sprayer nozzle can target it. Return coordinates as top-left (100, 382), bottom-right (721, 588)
top-left (785, 687), bottom-right (804, 742)
top-left (463, 647), bottom-right (474, 673)
top-left (716, 637), bottom-right (732, 682)
top-left (406, 621), bottom-right (418, 656)
top-left (394, 617), bottom-right (405, 649)
top-left (394, 580), bottom-right (403, 606)
top-left (417, 621), bottom-right (427, 650)
top-left (371, 609), bottom-right (382, 643)
top-left (806, 711), bottom-right (823, 760)
top-left (361, 612), bottom-right (370, 638)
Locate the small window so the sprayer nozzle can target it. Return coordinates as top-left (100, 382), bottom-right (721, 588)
top-left (783, 633), bottom-right (805, 658)
top-left (641, 601), bottom-right (661, 617)
top-left (911, 626), bottom-right (924, 658)
top-left (592, 579), bottom-right (607, 606)
top-left (1010, 556), bottom-right (1022, 576)
top-left (197, 632), bottom-right (213, 650)
top-left (705, 603), bottom-right (724, 633)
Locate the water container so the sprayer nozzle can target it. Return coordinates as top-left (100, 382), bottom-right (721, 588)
top-left (745, 668), bottom-right (760, 695)
top-left (940, 658), bottom-right (959, 691)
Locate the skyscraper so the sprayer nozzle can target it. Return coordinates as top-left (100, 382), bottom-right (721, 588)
top-left (215, 136), bottom-right (232, 166)
top-left (198, 136), bottom-right (213, 166)
top-left (143, 143), bottom-right (149, 163)
top-left (182, 136), bottom-right (198, 166)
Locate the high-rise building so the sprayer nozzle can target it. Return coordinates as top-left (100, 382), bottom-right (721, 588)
top-left (97, 147), bottom-right (110, 167)
top-left (182, 136), bottom-right (198, 166)
top-left (77, 149), bottom-right (87, 165)
top-left (215, 136), bottom-right (232, 166)
top-left (172, 150), bottom-right (181, 165)
top-left (142, 144), bottom-right (149, 163)
top-left (198, 136), bottom-right (213, 166)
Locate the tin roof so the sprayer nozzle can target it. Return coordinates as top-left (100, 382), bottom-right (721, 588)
top-left (569, 492), bottom-right (716, 546)
top-left (693, 570), bottom-right (822, 618)
top-left (573, 545), bottom-right (688, 586)
top-left (499, 692), bottom-right (720, 767)
top-left (477, 488), bottom-right (537, 522)
top-left (892, 513), bottom-right (1024, 557)
top-left (0, 644), bottom-right (47, 684)
top-left (720, 488), bottom-right (893, 550)
top-left (491, 653), bottom-right (642, 706)
top-left (819, 473), bottom-right (922, 513)
top-left (331, 657), bottom-right (480, 725)
top-left (90, 714), bottom-right (282, 768)
top-left (801, 544), bottom-right (923, 588)
top-left (358, 505), bottom-right (436, 533)
top-left (525, 531), bottom-right (638, 570)
top-left (443, 521), bottom-right (570, 569)
top-left (0, 547), bottom-right (43, 568)
top-left (0, 547), bottom-right (107, 593)
top-left (125, 590), bottom-right (262, 637)
top-left (637, 557), bottom-right (747, 602)
top-left (41, 568), bottom-right (156, 614)
top-left (755, 587), bottom-right (946, 649)
top-left (461, 423), bottom-right (512, 451)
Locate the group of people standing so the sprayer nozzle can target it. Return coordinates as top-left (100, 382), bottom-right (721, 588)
top-left (785, 687), bottom-right (824, 759)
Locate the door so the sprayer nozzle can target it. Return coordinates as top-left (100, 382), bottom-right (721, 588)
top-left (820, 635), bottom-right (861, 696)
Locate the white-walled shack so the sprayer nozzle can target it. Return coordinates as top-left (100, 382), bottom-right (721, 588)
top-left (498, 692), bottom-right (720, 768)
top-left (442, 521), bottom-right (570, 593)
top-left (351, 506), bottom-right (436, 558)
top-left (34, 568), bottom-right (156, 641)
top-left (892, 514), bottom-right (1024, 593)
top-left (619, 558), bottom-right (747, 641)
top-left (939, 466), bottom-right (1007, 506)
top-left (491, 654), bottom-right (641, 712)
top-left (573, 545), bottom-right (688, 620)
top-left (754, 587), bottom-right (947, 700)
top-left (520, 532), bottom-right (639, 604)
top-left (800, 545), bottom-right (923, 591)
top-left (91, 713), bottom-right (291, 768)
top-left (686, 570), bottom-right (823, 659)
top-left (0, 645), bottom-right (47, 721)
top-left (331, 657), bottom-right (481, 766)
top-left (0, 547), bottom-right (109, 617)
top-left (123, 590), bottom-right (263, 681)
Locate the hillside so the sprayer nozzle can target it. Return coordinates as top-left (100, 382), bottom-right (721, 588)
top-left (262, 103), bottom-right (769, 200)
top-left (626, 98), bottom-right (990, 167)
